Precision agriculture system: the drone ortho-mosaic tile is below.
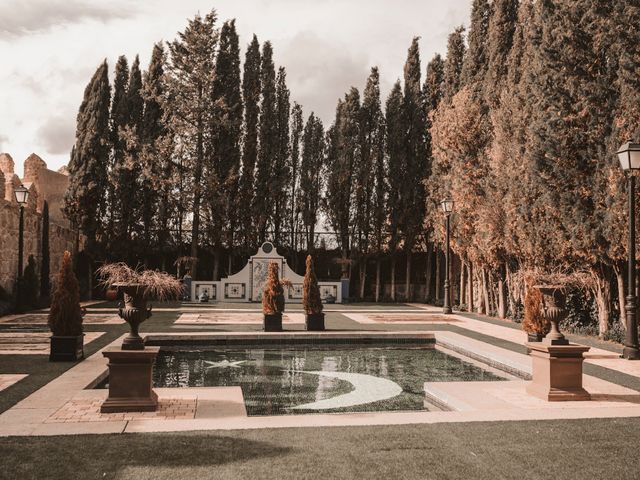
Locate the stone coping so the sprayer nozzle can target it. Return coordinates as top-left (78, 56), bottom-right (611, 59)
top-left (145, 331), bottom-right (437, 346)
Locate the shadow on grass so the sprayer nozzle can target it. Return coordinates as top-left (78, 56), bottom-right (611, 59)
top-left (1, 433), bottom-right (292, 479)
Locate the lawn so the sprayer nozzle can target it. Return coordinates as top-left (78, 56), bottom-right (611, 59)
top-left (1, 418), bottom-right (637, 480)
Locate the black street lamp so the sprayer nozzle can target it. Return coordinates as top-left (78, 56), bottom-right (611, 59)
top-left (618, 141), bottom-right (640, 360)
top-left (14, 184), bottom-right (29, 311)
top-left (441, 199), bottom-right (454, 315)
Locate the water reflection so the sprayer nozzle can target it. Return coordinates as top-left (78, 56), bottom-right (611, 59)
top-left (153, 346), bottom-right (505, 416)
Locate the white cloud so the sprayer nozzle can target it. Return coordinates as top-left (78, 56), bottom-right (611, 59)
top-left (0, 0), bottom-right (472, 175)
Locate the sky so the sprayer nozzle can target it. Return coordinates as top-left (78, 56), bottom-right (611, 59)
top-left (0, 0), bottom-right (472, 176)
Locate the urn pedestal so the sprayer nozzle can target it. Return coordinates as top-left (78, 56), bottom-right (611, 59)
top-left (100, 347), bottom-right (159, 413)
top-left (526, 342), bottom-right (591, 401)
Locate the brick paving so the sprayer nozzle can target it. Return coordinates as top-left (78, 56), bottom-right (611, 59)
top-left (45, 397), bottom-right (197, 423)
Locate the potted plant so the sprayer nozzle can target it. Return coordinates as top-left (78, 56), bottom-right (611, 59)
top-left (262, 262), bottom-right (288, 332)
top-left (48, 251), bottom-right (85, 361)
top-left (96, 263), bottom-right (182, 350)
top-left (303, 255), bottom-right (325, 331)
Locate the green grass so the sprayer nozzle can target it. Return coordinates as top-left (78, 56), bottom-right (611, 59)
top-left (0, 418), bottom-right (638, 479)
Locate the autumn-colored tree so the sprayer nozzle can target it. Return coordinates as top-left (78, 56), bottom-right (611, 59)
top-left (262, 262), bottom-right (285, 314)
top-left (48, 251), bottom-right (84, 336)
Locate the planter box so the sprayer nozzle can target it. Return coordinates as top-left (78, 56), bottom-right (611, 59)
top-left (263, 313), bottom-right (283, 332)
top-left (50, 335), bottom-right (84, 362)
top-left (305, 313), bottom-right (325, 331)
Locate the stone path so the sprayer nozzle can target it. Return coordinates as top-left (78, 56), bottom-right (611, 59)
top-left (0, 374), bottom-right (27, 392)
top-left (175, 312), bottom-right (305, 324)
top-left (0, 313), bottom-right (123, 324)
top-left (0, 331), bottom-right (105, 355)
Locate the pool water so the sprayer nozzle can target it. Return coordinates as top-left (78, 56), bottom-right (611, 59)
top-left (153, 346), bottom-right (506, 416)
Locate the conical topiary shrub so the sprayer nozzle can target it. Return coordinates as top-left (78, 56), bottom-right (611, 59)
top-left (523, 286), bottom-right (550, 341)
top-left (48, 251), bottom-right (85, 361)
top-left (303, 255), bottom-right (325, 331)
top-left (262, 262), bottom-right (285, 331)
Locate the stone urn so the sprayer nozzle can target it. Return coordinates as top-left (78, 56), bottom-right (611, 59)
top-left (114, 283), bottom-right (152, 350)
top-left (535, 285), bottom-right (569, 346)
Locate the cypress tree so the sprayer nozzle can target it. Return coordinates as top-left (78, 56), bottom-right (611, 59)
top-left (357, 67), bottom-right (385, 299)
top-left (461, 0), bottom-right (491, 88)
top-left (107, 56), bottom-right (129, 256)
top-left (325, 89), bottom-right (360, 280)
top-left (442, 27), bottom-right (466, 102)
top-left (385, 81), bottom-right (404, 301)
top-left (166, 10), bottom-right (218, 278)
top-left (209, 19), bottom-right (243, 277)
top-left (140, 43), bottom-right (168, 266)
top-left (64, 60), bottom-right (111, 253)
top-left (120, 55), bottom-right (143, 255)
top-left (484, 0), bottom-right (519, 102)
top-left (401, 37), bottom-right (428, 300)
top-left (288, 102), bottom-right (304, 251)
top-left (239, 35), bottom-right (261, 249)
top-left (254, 41), bottom-right (277, 243)
top-left (298, 113), bottom-right (324, 251)
top-left (40, 201), bottom-right (50, 299)
top-left (272, 66), bottom-right (291, 245)
top-left (424, 54), bottom-right (445, 112)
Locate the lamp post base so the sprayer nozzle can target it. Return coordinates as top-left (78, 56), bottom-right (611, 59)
top-left (442, 306), bottom-right (452, 315)
top-left (622, 346), bottom-right (640, 360)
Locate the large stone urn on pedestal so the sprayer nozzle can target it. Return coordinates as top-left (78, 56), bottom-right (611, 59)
top-left (526, 285), bottom-right (591, 401)
top-left (101, 283), bottom-right (159, 413)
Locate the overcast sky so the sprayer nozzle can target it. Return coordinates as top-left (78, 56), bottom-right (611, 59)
top-left (0, 0), bottom-right (472, 176)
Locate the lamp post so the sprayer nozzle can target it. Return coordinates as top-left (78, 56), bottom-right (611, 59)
top-left (618, 141), bottom-right (640, 360)
top-left (441, 199), bottom-right (454, 315)
top-left (14, 184), bottom-right (29, 311)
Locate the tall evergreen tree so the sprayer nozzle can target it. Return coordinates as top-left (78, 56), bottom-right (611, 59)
top-left (288, 102), bottom-right (304, 251)
top-left (40, 200), bottom-right (50, 299)
top-left (461, 0), bottom-right (491, 87)
top-left (166, 10), bottom-right (218, 278)
top-left (106, 55), bottom-right (129, 255)
top-left (442, 27), bottom-right (466, 102)
top-left (325, 88), bottom-right (360, 279)
top-left (401, 37), bottom-right (428, 300)
top-left (272, 66), bottom-right (291, 245)
top-left (357, 67), bottom-right (385, 299)
top-left (298, 113), bottom-right (325, 251)
top-left (254, 41), bottom-right (277, 243)
top-left (64, 60), bottom-right (111, 254)
top-left (238, 35), bottom-right (261, 249)
top-left (208, 19), bottom-right (243, 278)
top-left (484, 0), bottom-right (519, 102)
top-left (118, 55), bottom-right (143, 257)
top-left (385, 81), bottom-right (404, 301)
top-left (424, 54), bottom-right (445, 112)
top-left (140, 43), bottom-right (168, 267)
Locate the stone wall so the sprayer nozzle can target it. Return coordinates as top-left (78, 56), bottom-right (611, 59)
top-left (0, 198), bottom-right (76, 294)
